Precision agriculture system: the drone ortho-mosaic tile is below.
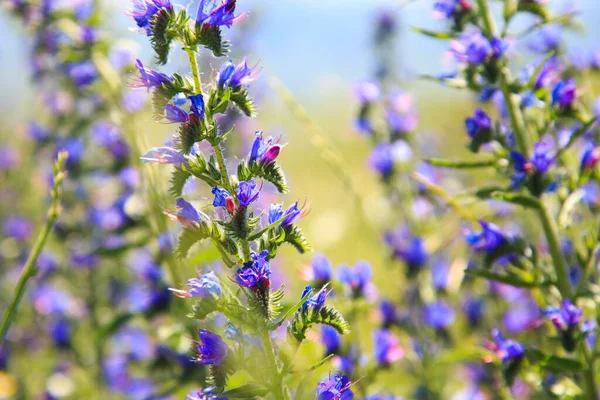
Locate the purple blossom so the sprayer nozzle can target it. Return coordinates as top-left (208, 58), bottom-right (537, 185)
top-left (316, 374), bottom-right (354, 400)
top-left (552, 79), bottom-right (577, 109)
top-left (65, 61), bottom-right (97, 86)
top-left (196, 0), bottom-right (246, 28)
top-left (163, 103), bottom-right (189, 123)
top-left (424, 300), bottom-right (455, 329)
top-left (431, 260), bottom-right (450, 291)
top-left (303, 254), bottom-right (333, 285)
top-left (530, 136), bottom-right (555, 173)
top-left (450, 30), bottom-right (494, 65)
top-left (337, 261), bottom-right (372, 297)
top-left (3, 216), bottom-right (33, 241)
top-left (384, 227), bottom-right (429, 272)
top-left (369, 143), bottom-right (395, 177)
top-left (216, 57), bottom-right (258, 89)
top-left (140, 146), bottom-right (186, 165)
top-left (269, 201), bottom-right (302, 226)
top-left (249, 131), bottom-right (282, 164)
top-left (544, 299), bottom-right (582, 331)
top-left (165, 198), bottom-right (202, 227)
top-left (127, 0), bottom-right (172, 32)
top-left (385, 90), bottom-right (418, 134)
top-left (373, 329), bottom-right (404, 365)
top-left (189, 94), bottom-right (205, 118)
top-left (301, 285), bottom-right (330, 312)
top-left (235, 250), bottom-right (271, 289)
top-left (171, 271), bottom-right (222, 298)
top-left (465, 108), bottom-right (491, 139)
top-left (235, 180), bottom-right (260, 206)
top-left (212, 186), bottom-right (231, 208)
top-left (581, 142), bottom-right (600, 171)
top-left (50, 319), bottom-right (71, 348)
top-left (464, 220), bottom-right (506, 253)
top-left (191, 329), bottom-right (228, 365)
top-left (379, 300), bottom-right (398, 327)
top-left (490, 329), bottom-right (524, 363)
top-left (528, 25), bottom-right (561, 54)
top-left (321, 326), bottom-right (341, 354)
top-left (462, 296), bottom-right (485, 326)
top-left (131, 59), bottom-right (173, 89)
top-left (353, 80), bottom-right (380, 104)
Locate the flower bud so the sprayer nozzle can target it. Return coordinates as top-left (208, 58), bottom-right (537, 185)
top-left (225, 196), bottom-right (236, 213)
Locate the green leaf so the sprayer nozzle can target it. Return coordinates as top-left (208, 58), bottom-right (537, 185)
top-left (230, 89), bottom-right (257, 117)
top-left (196, 23), bottom-right (230, 57)
top-left (284, 225), bottom-right (311, 254)
top-left (525, 348), bottom-right (583, 373)
top-left (256, 162), bottom-right (288, 193)
top-left (464, 269), bottom-right (538, 288)
top-left (410, 26), bottom-right (457, 39)
top-left (267, 290), bottom-right (311, 330)
top-left (219, 383), bottom-right (269, 398)
top-left (491, 191), bottom-right (541, 209)
top-left (247, 213), bottom-right (289, 241)
top-left (289, 304), bottom-right (350, 342)
top-left (174, 223), bottom-right (213, 259)
top-left (517, 2), bottom-right (550, 21)
top-left (425, 157), bottom-right (498, 169)
top-left (149, 8), bottom-right (176, 64)
top-left (169, 167), bottom-right (191, 197)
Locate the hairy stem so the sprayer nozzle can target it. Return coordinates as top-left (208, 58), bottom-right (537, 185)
top-left (260, 329), bottom-right (288, 400)
top-left (0, 153), bottom-right (67, 345)
top-left (500, 68), bottom-right (529, 154)
top-left (186, 48), bottom-right (203, 96)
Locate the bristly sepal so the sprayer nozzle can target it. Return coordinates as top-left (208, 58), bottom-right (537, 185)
top-left (230, 89), bottom-right (257, 117)
top-left (284, 225), bottom-right (311, 254)
top-left (195, 23), bottom-right (231, 57)
top-left (288, 288), bottom-right (349, 342)
top-left (174, 115), bottom-right (206, 155)
top-left (174, 221), bottom-right (214, 259)
top-left (148, 6), bottom-right (185, 65)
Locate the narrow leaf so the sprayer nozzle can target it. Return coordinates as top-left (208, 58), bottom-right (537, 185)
top-left (425, 157), bottom-right (498, 169)
top-left (491, 191), bottom-right (541, 209)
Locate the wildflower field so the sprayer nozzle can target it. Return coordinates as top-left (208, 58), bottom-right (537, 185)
top-left (2, 0), bottom-right (600, 399)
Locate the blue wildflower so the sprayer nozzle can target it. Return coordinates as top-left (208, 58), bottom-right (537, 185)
top-left (465, 108), bottom-right (492, 141)
top-left (462, 296), bottom-right (485, 326)
top-left (162, 103), bottom-right (189, 123)
top-left (552, 79), bottom-right (577, 109)
top-left (384, 228), bottom-right (429, 272)
top-left (301, 285), bottom-right (330, 312)
top-left (450, 30), bottom-right (496, 65)
top-left (379, 300), bottom-right (398, 327)
top-left (464, 220), bottom-right (506, 253)
top-left (171, 271), bottom-right (222, 298)
top-left (490, 329), bottom-right (524, 363)
top-left (196, 0), bottom-right (246, 28)
top-left (65, 61), bottom-right (97, 87)
top-left (249, 131), bottom-right (282, 164)
top-left (424, 300), bottom-right (455, 329)
top-left (431, 260), bottom-right (450, 291)
top-left (211, 186), bottom-right (231, 208)
top-left (188, 94), bottom-right (205, 118)
top-left (316, 374), bottom-right (354, 400)
top-left (374, 329), bottom-right (404, 365)
top-left (304, 254), bottom-right (333, 285)
top-left (434, 0), bottom-right (471, 19)
top-left (216, 57), bottom-right (258, 89)
top-left (235, 250), bottom-right (271, 289)
top-left (353, 80), bottom-right (380, 105)
top-left (544, 299), bottom-right (582, 331)
top-left (191, 329), bottom-right (228, 365)
top-left (235, 179), bottom-right (260, 206)
top-left (50, 319), bottom-right (71, 348)
top-left (337, 261), bottom-right (373, 297)
top-left (132, 59), bottom-right (173, 89)
top-left (4, 216), bottom-right (33, 241)
top-left (581, 142), bottom-right (600, 171)
top-left (140, 146), bottom-right (186, 165)
top-left (369, 143), bottom-right (395, 177)
top-left (321, 326), bottom-right (341, 355)
top-left (164, 198), bottom-right (203, 227)
top-left (127, 0), bottom-right (172, 32)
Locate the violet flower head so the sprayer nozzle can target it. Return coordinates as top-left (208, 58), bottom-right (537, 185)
top-left (369, 142), bottom-right (395, 177)
top-left (384, 227), bottom-right (429, 272)
top-left (321, 325), bottom-right (341, 355)
top-left (353, 80), bottom-right (380, 105)
top-left (249, 131), bottom-right (282, 164)
top-left (165, 198), bottom-right (202, 227)
top-left (490, 329), bottom-right (524, 363)
top-left (424, 300), bottom-right (455, 329)
top-left (191, 329), bottom-right (228, 365)
top-left (450, 30), bottom-right (493, 65)
top-left (581, 142), bottom-right (600, 171)
top-left (379, 300), bottom-right (398, 327)
top-left (373, 329), bottom-right (404, 365)
top-left (140, 146), bottom-right (186, 165)
top-left (464, 220), bottom-right (506, 253)
top-left (235, 179), bottom-right (260, 206)
top-left (131, 59), bottom-right (173, 89)
top-left (552, 78), bottom-right (577, 109)
top-left (316, 374), bottom-right (354, 400)
top-left (301, 285), bottom-right (330, 313)
top-left (171, 271), bottom-right (222, 298)
top-left (434, 0), bottom-right (471, 19)
top-left (127, 0), bottom-right (172, 33)
top-left (217, 57), bottom-right (258, 89)
top-left (189, 94), bottom-right (205, 118)
top-left (306, 254), bottom-right (333, 285)
top-left (235, 250), bottom-right (271, 289)
top-left (465, 108), bottom-right (491, 140)
top-left (3, 216), bottom-right (33, 241)
top-left (386, 90), bottom-right (418, 134)
top-left (544, 299), bottom-right (582, 331)
top-left (196, 0), bottom-right (247, 28)
top-left (337, 261), bottom-right (372, 297)
top-left (212, 187), bottom-right (231, 208)
top-left (65, 61), bottom-right (97, 87)
top-left (162, 103), bottom-right (189, 123)
top-left (530, 136), bottom-right (555, 173)
top-left (462, 296), bottom-right (485, 326)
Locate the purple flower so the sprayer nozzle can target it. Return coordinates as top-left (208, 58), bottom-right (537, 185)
top-left (165, 198), bottom-right (203, 227)
top-left (384, 228), bottom-right (429, 272)
top-left (462, 296), bottom-right (484, 326)
top-left (189, 94), bottom-right (205, 118)
top-left (249, 131), bottom-right (282, 164)
top-left (65, 61), bottom-right (97, 86)
top-left (127, 0), bottom-right (172, 32)
top-left (544, 299), bottom-right (582, 331)
top-left (303, 254), bottom-right (333, 285)
top-left (321, 326), bottom-right (341, 354)
top-left (235, 250), bottom-right (271, 289)
top-left (269, 201), bottom-right (301, 226)
top-left (369, 143), bottom-right (394, 177)
top-left (3, 216), bottom-right (33, 241)
top-left (434, 0), bottom-right (471, 18)
top-left (490, 329), bottom-right (524, 363)
top-left (196, 0), bottom-right (246, 28)
top-left (379, 300), bottom-right (398, 327)
top-left (216, 57), bottom-right (258, 89)
top-left (431, 260), bottom-right (450, 291)
top-left (464, 220), bottom-right (506, 253)
top-left (373, 329), bottom-right (404, 365)
top-left (353, 80), bottom-right (380, 104)
top-left (316, 374), bottom-right (354, 400)
top-left (465, 108), bottom-right (491, 140)
top-left (192, 329), bottom-right (228, 365)
top-left (301, 285), bottom-right (330, 313)
top-left (212, 186), bottom-right (231, 208)
top-left (56, 137), bottom-right (84, 166)
top-left (163, 103), bottom-right (189, 123)
top-left (528, 25), bottom-right (561, 54)
top-left (337, 261), bottom-right (372, 297)
top-left (530, 136), bottom-right (555, 173)
top-left (50, 319), bottom-right (71, 348)
top-left (552, 79), bottom-right (577, 109)
top-left (386, 90), bottom-right (418, 134)
top-left (581, 142), bottom-right (600, 171)
top-left (235, 180), bottom-right (260, 206)
top-left (450, 30), bottom-right (493, 65)
top-left (424, 300), bottom-right (455, 329)
top-left (171, 271), bottom-right (222, 298)
top-left (140, 146), bottom-right (186, 165)
top-left (131, 59), bottom-right (173, 89)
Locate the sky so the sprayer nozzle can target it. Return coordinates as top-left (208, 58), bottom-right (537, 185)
top-left (1, 0), bottom-right (600, 114)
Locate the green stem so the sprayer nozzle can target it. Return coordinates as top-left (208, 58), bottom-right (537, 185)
top-left (186, 48), bottom-right (203, 95)
top-left (260, 329), bottom-right (288, 400)
top-left (212, 142), bottom-right (234, 195)
top-left (581, 344), bottom-right (599, 399)
top-left (475, 0), bottom-right (498, 37)
top-left (0, 153), bottom-right (67, 345)
top-left (500, 68), bottom-right (529, 154)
